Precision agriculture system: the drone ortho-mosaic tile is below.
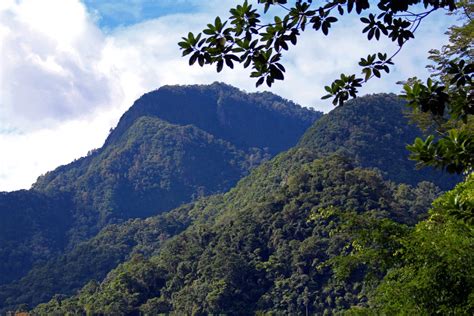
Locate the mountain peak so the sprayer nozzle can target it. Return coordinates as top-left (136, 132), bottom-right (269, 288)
top-left (106, 83), bottom-right (321, 154)
top-left (298, 93), bottom-right (460, 189)
top-left (30, 83), bottom-right (321, 242)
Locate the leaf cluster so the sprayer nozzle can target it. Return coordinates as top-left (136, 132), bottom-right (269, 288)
top-left (179, 0), bottom-right (457, 105)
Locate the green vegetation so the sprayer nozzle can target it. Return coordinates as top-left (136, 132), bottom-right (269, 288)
top-left (27, 91), bottom-right (464, 314)
top-left (317, 8), bottom-right (474, 313)
top-left (0, 201), bottom-right (192, 310)
top-left (297, 93), bottom-right (460, 190)
top-left (1, 51), bottom-right (470, 313)
top-left (0, 190), bottom-right (73, 284)
top-left (1, 92), bottom-right (463, 313)
top-left (403, 3), bottom-right (473, 175)
top-left (0, 83), bottom-right (320, 311)
top-left (1, 2), bottom-right (471, 314)
top-left (373, 178), bottom-right (473, 314)
top-left (32, 82), bottom-right (321, 244)
top-left (35, 116), bottom-right (264, 238)
top-left (34, 153), bottom-right (440, 315)
top-left (105, 83), bottom-right (320, 155)
top-left (321, 175), bottom-right (473, 314)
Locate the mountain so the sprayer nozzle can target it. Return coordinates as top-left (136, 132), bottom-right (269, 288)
top-left (0, 202), bottom-right (194, 309)
top-left (2, 93), bottom-right (458, 313)
top-left (297, 93), bottom-right (460, 190)
top-left (0, 83), bottom-right (320, 289)
top-left (32, 82), bottom-right (321, 240)
top-left (104, 83), bottom-right (318, 155)
top-left (0, 194), bottom-right (234, 311)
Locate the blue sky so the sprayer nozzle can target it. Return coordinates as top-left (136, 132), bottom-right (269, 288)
top-left (83, 0), bottom-right (199, 30)
top-left (0, 0), bottom-right (458, 190)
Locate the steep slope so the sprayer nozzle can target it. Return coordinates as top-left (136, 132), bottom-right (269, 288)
top-left (104, 82), bottom-right (318, 154)
top-left (33, 153), bottom-right (440, 315)
top-left (297, 94), bottom-right (460, 190)
top-left (0, 201), bottom-right (195, 309)
top-left (32, 116), bottom-right (265, 239)
top-left (0, 195), bottom-right (232, 312)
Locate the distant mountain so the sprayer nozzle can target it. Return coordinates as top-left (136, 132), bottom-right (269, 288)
top-left (297, 94), bottom-right (460, 190)
top-left (104, 83), bottom-right (318, 155)
top-left (0, 83), bottom-right (321, 289)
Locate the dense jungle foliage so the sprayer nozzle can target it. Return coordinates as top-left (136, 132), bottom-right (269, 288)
top-left (0, 191), bottom-right (73, 285)
top-left (4, 0), bottom-right (471, 312)
top-left (32, 82), bottom-right (321, 242)
top-left (33, 154), bottom-right (440, 315)
top-left (321, 174), bottom-right (473, 314)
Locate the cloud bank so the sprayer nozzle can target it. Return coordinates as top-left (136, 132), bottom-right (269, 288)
top-left (0, 0), bottom-right (454, 190)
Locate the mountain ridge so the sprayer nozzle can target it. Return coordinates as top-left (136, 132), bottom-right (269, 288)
top-left (105, 82), bottom-right (318, 154)
top-left (30, 83), bottom-right (321, 238)
top-left (297, 93), bottom-right (460, 190)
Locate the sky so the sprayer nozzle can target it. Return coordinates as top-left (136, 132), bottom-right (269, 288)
top-left (0, 0), bottom-right (457, 191)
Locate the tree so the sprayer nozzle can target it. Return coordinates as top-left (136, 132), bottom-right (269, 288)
top-left (180, 0), bottom-right (472, 178)
top-left (180, 1), bottom-right (473, 313)
top-left (303, 4), bottom-right (473, 312)
top-left (179, 0), bottom-right (457, 105)
top-left (322, 173), bottom-right (474, 314)
top-left (403, 2), bottom-right (473, 175)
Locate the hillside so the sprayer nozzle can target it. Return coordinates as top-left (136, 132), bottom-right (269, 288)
top-left (0, 191), bottom-right (73, 284)
top-left (103, 82), bottom-right (318, 155)
top-left (33, 153), bottom-right (440, 315)
top-left (0, 201), bottom-right (194, 309)
top-left (32, 82), bottom-right (321, 240)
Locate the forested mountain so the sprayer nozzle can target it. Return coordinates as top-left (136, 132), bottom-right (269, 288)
top-left (103, 82), bottom-right (318, 155)
top-left (0, 95), bottom-right (462, 311)
top-left (0, 202), bottom-right (194, 309)
top-left (32, 82), bottom-right (320, 241)
top-left (298, 94), bottom-right (460, 190)
top-left (0, 83), bottom-right (320, 292)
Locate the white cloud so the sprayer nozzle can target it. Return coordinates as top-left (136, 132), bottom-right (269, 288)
top-left (0, 0), bottom-right (119, 130)
top-left (0, 0), bottom-right (456, 191)
top-left (0, 109), bottom-right (116, 190)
